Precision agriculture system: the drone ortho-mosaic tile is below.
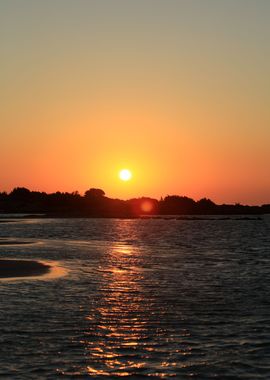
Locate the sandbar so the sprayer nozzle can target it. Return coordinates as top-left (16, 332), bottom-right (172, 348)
top-left (0, 259), bottom-right (51, 278)
top-left (0, 240), bottom-right (34, 245)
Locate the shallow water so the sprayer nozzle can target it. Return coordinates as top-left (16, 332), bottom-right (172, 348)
top-left (0, 216), bottom-right (270, 379)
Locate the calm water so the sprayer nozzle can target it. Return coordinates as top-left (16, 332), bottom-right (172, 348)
top-left (0, 216), bottom-right (270, 379)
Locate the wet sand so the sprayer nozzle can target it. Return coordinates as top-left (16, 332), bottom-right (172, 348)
top-left (0, 240), bottom-right (33, 245)
top-left (0, 259), bottom-right (51, 278)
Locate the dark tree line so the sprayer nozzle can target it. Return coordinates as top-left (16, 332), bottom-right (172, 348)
top-left (0, 187), bottom-right (269, 217)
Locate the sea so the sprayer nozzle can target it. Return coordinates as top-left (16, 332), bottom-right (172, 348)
top-left (0, 216), bottom-right (270, 379)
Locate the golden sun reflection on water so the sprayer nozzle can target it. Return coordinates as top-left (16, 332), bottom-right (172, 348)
top-left (85, 243), bottom-right (154, 377)
top-left (83, 238), bottom-right (189, 378)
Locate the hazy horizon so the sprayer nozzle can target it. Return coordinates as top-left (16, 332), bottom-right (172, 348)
top-left (1, 185), bottom-right (269, 207)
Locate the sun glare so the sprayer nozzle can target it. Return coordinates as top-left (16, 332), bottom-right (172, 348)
top-left (119, 169), bottom-right (132, 181)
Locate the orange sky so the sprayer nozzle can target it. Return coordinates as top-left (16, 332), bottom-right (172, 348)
top-left (1, 1), bottom-right (269, 205)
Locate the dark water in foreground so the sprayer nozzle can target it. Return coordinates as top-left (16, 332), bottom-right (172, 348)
top-left (0, 216), bottom-right (270, 379)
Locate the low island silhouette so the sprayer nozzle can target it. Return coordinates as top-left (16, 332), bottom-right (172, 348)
top-left (0, 187), bottom-right (269, 217)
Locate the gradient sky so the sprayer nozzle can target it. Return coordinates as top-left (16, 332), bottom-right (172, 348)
top-left (1, 0), bottom-right (269, 204)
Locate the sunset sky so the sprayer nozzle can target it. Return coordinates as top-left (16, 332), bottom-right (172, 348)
top-left (1, 0), bottom-right (269, 204)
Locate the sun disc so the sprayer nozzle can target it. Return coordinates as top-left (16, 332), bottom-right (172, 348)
top-left (119, 169), bottom-right (132, 181)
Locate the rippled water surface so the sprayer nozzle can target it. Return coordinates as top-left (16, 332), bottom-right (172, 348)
top-left (0, 216), bottom-right (270, 379)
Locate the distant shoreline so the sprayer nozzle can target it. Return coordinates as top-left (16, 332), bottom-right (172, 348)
top-left (0, 213), bottom-right (268, 220)
top-left (0, 259), bottom-right (50, 278)
top-left (0, 187), bottom-right (269, 217)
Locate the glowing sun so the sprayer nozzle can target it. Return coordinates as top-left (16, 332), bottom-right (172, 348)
top-left (119, 169), bottom-right (132, 181)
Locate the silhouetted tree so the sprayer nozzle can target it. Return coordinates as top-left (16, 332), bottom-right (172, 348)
top-left (84, 188), bottom-right (105, 199)
top-left (160, 195), bottom-right (196, 214)
top-left (196, 198), bottom-right (217, 214)
top-left (0, 186), bottom-right (267, 216)
top-left (10, 187), bottom-right (31, 199)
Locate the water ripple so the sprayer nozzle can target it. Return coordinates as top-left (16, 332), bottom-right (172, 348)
top-left (0, 217), bottom-right (269, 378)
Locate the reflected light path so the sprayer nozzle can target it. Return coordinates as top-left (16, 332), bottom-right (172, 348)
top-left (82, 221), bottom-right (192, 378)
top-left (86, 243), bottom-right (150, 377)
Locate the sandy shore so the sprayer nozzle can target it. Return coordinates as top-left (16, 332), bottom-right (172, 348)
top-left (0, 259), bottom-right (51, 278)
top-left (0, 240), bottom-right (33, 245)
